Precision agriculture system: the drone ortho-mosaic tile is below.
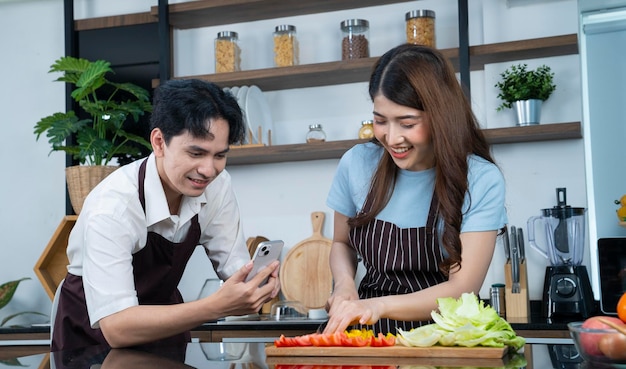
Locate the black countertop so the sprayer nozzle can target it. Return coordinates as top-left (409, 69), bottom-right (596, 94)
top-left (4, 341), bottom-right (609, 369)
top-left (0, 301), bottom-right (593, 338)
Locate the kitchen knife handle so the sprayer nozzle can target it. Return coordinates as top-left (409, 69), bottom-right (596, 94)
top-left (517, 228), bottom-right (525, 261)
top-left (503, 226), bottom-right (510, 261)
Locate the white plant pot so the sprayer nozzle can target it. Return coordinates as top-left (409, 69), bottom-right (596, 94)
top-left (514, 99), bottom-right (542, 126)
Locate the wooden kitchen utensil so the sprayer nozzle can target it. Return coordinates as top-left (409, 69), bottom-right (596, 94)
top-left (265, 345), bottom-right (509, 359)
top-left (280, 212), bottom-right (333, 310)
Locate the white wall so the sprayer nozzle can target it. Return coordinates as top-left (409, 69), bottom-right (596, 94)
top-left (0, 0), bottom-right (587, 322)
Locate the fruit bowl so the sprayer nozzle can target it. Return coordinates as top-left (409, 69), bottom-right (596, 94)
top-left (569, 321), bottom-right (626, 366)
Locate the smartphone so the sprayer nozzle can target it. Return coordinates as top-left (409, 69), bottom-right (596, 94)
top-left (245, 240), bottom-right (284, 285)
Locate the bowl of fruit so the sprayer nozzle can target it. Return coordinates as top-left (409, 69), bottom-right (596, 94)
top-left (569, 316), bottom-right (626, 365)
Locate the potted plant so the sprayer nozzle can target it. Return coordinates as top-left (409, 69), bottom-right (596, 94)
top-left (495, 63), bottom-right (556, 125)
top-left (34, 56), bottom-right (153, 213)
top-left (0, 278), bottom-right (47, 327)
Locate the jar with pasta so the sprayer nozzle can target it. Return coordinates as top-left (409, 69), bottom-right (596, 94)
top-left (340, 19), bottom-right (370, 60)
top-left (405, 10), bottom-right (436, 47)
top-left (215, 31), bottom-right (241, 73)
top-left (273, 25), bottom-right (299, 67)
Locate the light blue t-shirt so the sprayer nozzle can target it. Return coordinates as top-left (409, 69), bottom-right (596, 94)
top-left (326, 142), bottom-right (507, 231)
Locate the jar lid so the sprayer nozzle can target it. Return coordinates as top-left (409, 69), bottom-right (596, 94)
top-left (217, 31), bottom-right (238, 39)
top-left (361, 120), bottom-right (373, 125)
top-left (275, 24), bottom-right (296, 32)
top-left (340, 19), bottom-right (369, 30)
top-left (309, 124), bottom-right (323, 129)
top-left (405, 10), bottom-right (436, 20)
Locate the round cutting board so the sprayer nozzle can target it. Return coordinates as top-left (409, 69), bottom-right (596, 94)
top-left (280, 212), bottom-right (333, 310)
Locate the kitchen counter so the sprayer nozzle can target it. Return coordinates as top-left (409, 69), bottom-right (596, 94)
top-left (0, 300), bottom-right (586, 357)
top-left (1, 340), bottom-right (600, 369)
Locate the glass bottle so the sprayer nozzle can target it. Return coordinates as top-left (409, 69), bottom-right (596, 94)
top-left (406, 10), bottom-right (436, 47)
top-left (215, 31), bottom-right (241, 73)
top-left (306, 124), bottom-right (326, 143)
top-left (273, 25), bottom-right (299, 67)
top-left (358, 120), bottom-right (374, 139)
top-left (340, 19), bottom-right (370, 60)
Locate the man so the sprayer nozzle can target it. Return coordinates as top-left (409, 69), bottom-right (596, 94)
top-left (52, 79), bottom-right (279, 351)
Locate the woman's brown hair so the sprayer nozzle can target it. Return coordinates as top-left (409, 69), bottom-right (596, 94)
top-left (348, 44), bottom-right (495, 275)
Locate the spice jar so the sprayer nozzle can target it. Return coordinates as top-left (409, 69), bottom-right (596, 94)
top-left (273, 25), bottom-right (299, 67)
top-left (306, 124), bottom-right (326, 143)
top-left (215, 31), bottom-right (241, 73)
top-left (405, 10), bottom-right (436, 47)
top-left (340, 19), bottom-right (370, 60)
top-left (358, 120), bottom-right (374, 139)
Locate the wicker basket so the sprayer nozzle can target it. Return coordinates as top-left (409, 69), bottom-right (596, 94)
top-left (65, 165), bottom-right (117, 214)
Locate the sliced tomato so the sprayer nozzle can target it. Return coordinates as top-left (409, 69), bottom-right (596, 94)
top-left (294, 334), bottom-right (313, 346)
top-left (341, 335), bottom-right (369, 347)
top-left (370, 333), bottom-right (396, 347)
top-left (275, 334), bottom-right (299, 347)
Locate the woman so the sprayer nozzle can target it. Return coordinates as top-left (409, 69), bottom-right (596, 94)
top-left (323, 44), bottom-right (507, 335)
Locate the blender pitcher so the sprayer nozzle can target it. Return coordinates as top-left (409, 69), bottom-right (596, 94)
top-left (527, 188), bottom-right (586, 266)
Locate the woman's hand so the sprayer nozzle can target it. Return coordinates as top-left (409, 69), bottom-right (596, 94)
top-left (323, 297), bottom-right (385, 334)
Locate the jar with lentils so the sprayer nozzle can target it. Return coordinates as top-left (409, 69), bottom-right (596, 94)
top-left (340, 19), bottom-right (370, 60)
top-left (215, 31), bottom-right (241, 73)
top-left (273, 25), bottom-right (299, 67)
top-left (405, 10), bottom-right (436, 47)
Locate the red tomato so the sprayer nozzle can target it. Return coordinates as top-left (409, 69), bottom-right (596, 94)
top-left (341, 335), bottom-right (369, 347)
top-left (370, 333), bottom-right (396, 347)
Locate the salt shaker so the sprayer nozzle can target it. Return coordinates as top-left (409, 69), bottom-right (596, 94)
top-left (306, 124), bottom-right (326, 143)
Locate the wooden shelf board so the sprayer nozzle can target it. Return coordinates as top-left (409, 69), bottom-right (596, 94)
top-left (226, 122), bottom-right (581, 165)
top-left (470, 34), bottom-right (579, 70)
top-left (152, 35), bottom-right (577, 90)
top-left (75, 12), bottom-right (156, 31)
top-left (152, 0), bottom-right (416, 29)
top-left (33, 216), bottom-right (77, 300)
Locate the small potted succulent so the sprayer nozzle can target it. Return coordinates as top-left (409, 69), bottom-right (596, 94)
top-left (495, 63), bottom-right (556, 125)
top-left (34, 56), bottom-right (153, 213)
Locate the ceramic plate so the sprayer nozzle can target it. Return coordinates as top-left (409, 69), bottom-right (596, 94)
top-left (245, 85), bottom-right (273, 145)
top-left (236, 86), bottom-right (251, 142)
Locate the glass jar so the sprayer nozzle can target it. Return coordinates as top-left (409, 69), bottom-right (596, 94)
top-left (358, 120), bottom-right (374, 139)
top-left (340, 19), bottom-right (370, 60)
top-left (273, 25), bottom-right (299, 67)
top-left (405, 10), bottom-right (436, 47)
top-left (215, 31), bottom-right (241, 73)
top-left (306, 124), bottom-right (326, 143)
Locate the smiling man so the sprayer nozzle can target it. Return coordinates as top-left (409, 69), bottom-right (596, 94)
top-left (52, 79), bottom-right (280, 351)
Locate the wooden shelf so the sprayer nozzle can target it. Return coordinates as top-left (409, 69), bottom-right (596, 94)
top-left (75, 12), bottom-right (156, 31)
top-left (226, 122), bottom-right (582, 165)
top-left (34, 216), bottom-right (77, 300)
top-left (153, 34), bottom-right (578, 91)
top-left (150, 0), bottom-right (416, 30)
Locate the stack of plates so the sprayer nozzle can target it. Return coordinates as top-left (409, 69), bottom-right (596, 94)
top-left (223, 85), bottom-right (273, 145)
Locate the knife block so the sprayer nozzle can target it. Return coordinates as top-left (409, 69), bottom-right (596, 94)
top-left (504, 259), bottom-right (530, 319)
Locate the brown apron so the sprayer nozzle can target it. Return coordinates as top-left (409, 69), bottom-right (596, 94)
top-left (52, 158), bottom-right (201, 351)
top-left (348, 193), bottom-right (447, 335)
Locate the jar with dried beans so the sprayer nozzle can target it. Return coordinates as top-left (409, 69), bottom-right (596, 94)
top-left (340, 19), bottom-right (370, 60)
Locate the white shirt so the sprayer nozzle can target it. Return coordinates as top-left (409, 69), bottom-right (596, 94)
top-left (66, 154), bottom-right (249, 327)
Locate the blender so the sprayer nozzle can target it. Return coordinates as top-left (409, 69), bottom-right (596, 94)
top-left (527, 188), bottom-right (595, 318)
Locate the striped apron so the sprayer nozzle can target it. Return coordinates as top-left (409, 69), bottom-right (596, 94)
top-left (348, 193), bottom-right (447, 335)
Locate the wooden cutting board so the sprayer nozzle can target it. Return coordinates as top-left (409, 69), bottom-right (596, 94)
top-left (265, 345), bottom-right (509, 359)
top-left (280, 212), bottom-right (333, 309)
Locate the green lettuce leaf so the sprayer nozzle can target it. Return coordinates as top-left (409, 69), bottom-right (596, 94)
top-left (397, 292), bottom-right (526, 351)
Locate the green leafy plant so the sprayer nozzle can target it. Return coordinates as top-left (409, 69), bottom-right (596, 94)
top-left (495, 63), bottom-right (556, 111)
top-left (34, 56), bottom-right (153, 166)
top-left (0, 278), bottom-right (47, 327)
